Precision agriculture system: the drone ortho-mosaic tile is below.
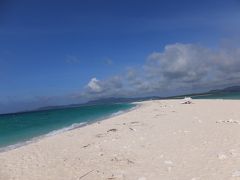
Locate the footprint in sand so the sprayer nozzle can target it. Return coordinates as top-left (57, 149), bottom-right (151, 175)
top-left (107, 128), bottom-right (118, 133)
top-left (129, 127), bottom-right (137, 131)
top-left (82, 144), bottom-right (91, 148)
top-left (95, 133), bottom-right (106, 138)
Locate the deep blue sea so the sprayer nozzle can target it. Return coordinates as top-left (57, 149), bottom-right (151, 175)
top-left (0, 103), bottom-right (135, 150)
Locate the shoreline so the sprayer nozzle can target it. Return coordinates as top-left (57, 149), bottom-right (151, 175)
top-left (1, 99), bottom-right (240, 179)
top-left (0, 103), bottom-right (140, 153)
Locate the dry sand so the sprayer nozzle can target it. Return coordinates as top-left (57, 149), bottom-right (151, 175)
top-left (1, 100), bottom-right (240, 180)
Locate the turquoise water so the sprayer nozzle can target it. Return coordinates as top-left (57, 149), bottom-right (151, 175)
top-left (192, 92), bottom-right (240, 99)
top-left (172, 92), bottom-right (240, 100)
top-left (0, 103), bottom-right (135, 150)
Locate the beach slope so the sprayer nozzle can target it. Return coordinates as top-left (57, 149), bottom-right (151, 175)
top-left (1, 100), bottom-right (240, 180)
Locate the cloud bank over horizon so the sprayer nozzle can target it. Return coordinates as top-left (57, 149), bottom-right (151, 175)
top-left (1, 42), bottom-right (240, 114)
top-left (81, 42), bottom-right (240, 100)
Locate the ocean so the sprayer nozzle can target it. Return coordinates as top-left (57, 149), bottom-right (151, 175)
top-left (192, 92), bottom-right (240, 99)
top-left (172, 92), bottom-right (240, 100)
top-left (0, 103), bottom-right (135, 151)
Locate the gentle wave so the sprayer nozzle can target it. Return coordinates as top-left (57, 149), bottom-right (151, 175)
top-left (109, 104), bottom-right (139, 117)
top-left (0, 103), bottom-right (138, 153)
top-left (46, 122), bottom-right (87, 136)
top-left (111, 110), bottom-right (124, 116)
top-left (0, 122), bottom-right (87, 152)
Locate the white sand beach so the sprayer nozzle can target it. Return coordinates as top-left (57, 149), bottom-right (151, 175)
top-left (1, 100), bottom-right (240, 180)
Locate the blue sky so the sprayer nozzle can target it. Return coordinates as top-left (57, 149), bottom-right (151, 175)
top-left (1, 0), bottom-right (240, 113)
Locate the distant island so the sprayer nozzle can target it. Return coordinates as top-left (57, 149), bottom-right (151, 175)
top-left (37, 96), bottom-right (162, 111)
top-left (209, 86), bottom-right (240, 93)
top-left (1, 86), bottom-right (240, 115)
top-left (170, 85), bottom-right (240, 99)
top-left (38, 85), bottom-right (240, 111)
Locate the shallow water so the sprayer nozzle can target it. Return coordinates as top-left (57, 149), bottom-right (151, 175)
top-left (0, 103), bottom-right (135, 149)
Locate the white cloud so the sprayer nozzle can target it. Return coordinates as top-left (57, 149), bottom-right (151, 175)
top-left (145, 43), bottom-right (211, 83)
top-left (84, 43), bottom-right (240, 98)
top-left (87, 78), bottom-right (103, 93)
top-left (148, 43), bottom-right (240, 85)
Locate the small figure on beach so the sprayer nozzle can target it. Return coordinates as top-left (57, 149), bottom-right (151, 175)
top-left (181, 97), bottom-right (193, 104)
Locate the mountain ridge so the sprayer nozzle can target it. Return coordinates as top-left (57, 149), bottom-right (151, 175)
top-left (1, 85), bottom-right (240, 115)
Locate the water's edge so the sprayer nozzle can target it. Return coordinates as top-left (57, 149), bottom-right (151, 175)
top-left (0, 103), bottom-right (140, 153)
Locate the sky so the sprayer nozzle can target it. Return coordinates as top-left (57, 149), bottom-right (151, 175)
top-left (0, 0), bottom-right (240, 113)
